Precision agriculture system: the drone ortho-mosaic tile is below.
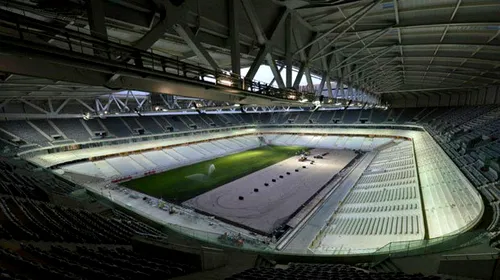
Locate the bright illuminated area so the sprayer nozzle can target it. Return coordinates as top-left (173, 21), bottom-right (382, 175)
top-left (184, 149), bottom-right (357, 234)
top-left (310, 141), bottom-right (426, 254)
top-left (2, 0), bottom-right (500, 278)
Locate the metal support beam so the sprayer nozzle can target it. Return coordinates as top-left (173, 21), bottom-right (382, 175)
top-left (228, 0), bottom-right (241, 75)
top-left (330, 29), bottom-right (391, 71)
top-left (331, 46), bottom-right (396, 72)
top-left (267, 54), bottom-right (285, 89)
top-left (292, 31), bottom-right (316, 89)
top-left (173, 24), bottom-right (219, 70)
top-left (133, 1), bottom-right (186, 51)
top-left (312, 0), bottom-right (384, 59)
top-left (19, 99), bottom-right (48, 114)
top-left (246, 43), bottom-right (271, 80)
top-left (285, 13), bottom-right (293, 88)
top-left (326, 76), bottom-right (333, 98)
top-left (305, 68), bottom-right (314, 91)
top-left (76, 98), bottom-right (96, 112)
top-left (311, 29), bottom-right (383, 62)
top-left (293, 65), bottom-right (306, 89)
top-left (0, 98), bottom-right (12, 110)
top-left (86, 0), bottom-right (108, 41)
top-left (47, 98), bottom-right (54, 113)
top-left (242, 5), bottom-right (289, 81)
top-left (269, 65), bottom-right (285, 86)
top-left (55, 98), bottom-right (71, 114)
top-left (294, 0), bottom-right (381, 55)
top-left (316, 74), bottom-right (327, 96)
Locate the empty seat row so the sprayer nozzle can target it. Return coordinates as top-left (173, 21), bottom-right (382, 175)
top-left (227, 263), bottom-right (443, 280)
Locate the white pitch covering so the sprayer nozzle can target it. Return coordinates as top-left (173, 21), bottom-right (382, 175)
top-left (184, 149), bottom-right (357, 234)
top-left (311, 141), bottom-right (425, 254)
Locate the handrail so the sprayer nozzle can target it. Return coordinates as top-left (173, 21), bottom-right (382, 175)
top-left (441, 252), bottom-right (499, 260)
top-left (0, 8), bottom-right (323, 104)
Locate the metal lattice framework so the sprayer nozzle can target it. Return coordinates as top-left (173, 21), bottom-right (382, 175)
top-left (0, 0), bottom-right (498, 109)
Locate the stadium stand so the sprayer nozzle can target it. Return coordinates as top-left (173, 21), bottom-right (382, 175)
top-left (0, 120), bottom-right (50, 147)
top-left (265, 134), bottom-right (393, 151)
top-left (61, 135), bottom-right (262, 179)
top-left (136, 116), bottom-right (166, 134)
top-left (30, 120), bottom-right (62, 140)
top-left (342, 109), bottom-right (360, 124)
top-left (0, 153), bottom-right (201, 279)
top-left (2, 107), bottom-right (491, 148)
top-left (226, 263), bottom-right (444, 280)
top-left (311, 141), bottom-right (425, 253)
top-left (100, 118), bottom-right (133, 138)
top-left (51, 119), bottom-right (92, 143)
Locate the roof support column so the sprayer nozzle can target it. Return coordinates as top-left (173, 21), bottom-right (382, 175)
top-left (86, 0), bottom-right (108, 58)
top-left (305, 69), bottom-right (314, 91)
top-left (267, 55), bottom-right (285, 89)
top-left (242, 3), bottom-right (289, 86)
top-left (87, 0), bottom-right (108, 41)
top-left (316, 74), bottom-right (327, 96)
top-left (228, 0), bottom-right (241, 75)
top-left (285, 13), bottom-right (293, 88)
top-left (326, 76), bottom-right (333, 99)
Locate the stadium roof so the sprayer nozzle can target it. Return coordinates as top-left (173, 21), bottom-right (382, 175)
top-left (0, 0), bottom-right (499, 105)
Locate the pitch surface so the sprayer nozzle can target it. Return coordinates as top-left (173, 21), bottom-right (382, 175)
top-left (183, 149), bottom-right (357, 234)
top-left (122, 145), bottom-right (305, 202)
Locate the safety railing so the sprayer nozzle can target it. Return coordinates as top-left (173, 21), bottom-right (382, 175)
top-left (0, 8), bottom-right (318, 103)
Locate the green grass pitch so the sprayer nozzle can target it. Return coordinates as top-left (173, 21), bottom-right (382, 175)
top-left (121, 145), bottom-right (306, 202)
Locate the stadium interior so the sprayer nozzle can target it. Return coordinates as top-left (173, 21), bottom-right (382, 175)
top-left (0, 0), bottom-right (500, 279)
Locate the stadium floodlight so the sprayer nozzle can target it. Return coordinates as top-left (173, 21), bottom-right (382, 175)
top-left (218, 78), bottom-right (233, 86)
top-left (299, 98), bottom-right (309, 103)
top-left (82, 112), bottom-right (92, 120)
top-left (233, 103), bottom-right (241, 107)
